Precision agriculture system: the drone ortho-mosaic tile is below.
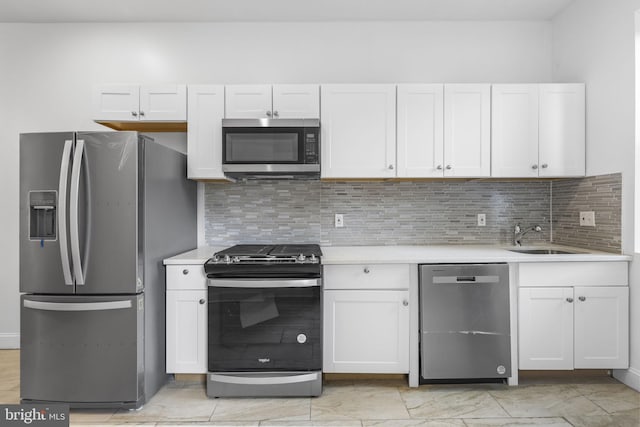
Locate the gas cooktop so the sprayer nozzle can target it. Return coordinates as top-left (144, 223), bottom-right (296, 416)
top-left (204, 244), bottom-right (322, 279)
top-left (210, 244), bottom-right (322, 264)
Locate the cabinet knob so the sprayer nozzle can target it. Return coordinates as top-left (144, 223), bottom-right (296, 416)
top-left (532, 164), bottom-right (539, 170)
top-left (436, 165), bottom-right (443, 170)
top-left (131, 111), bottom-right (138, 117)
top-left (388, 165), bottom-right (394, 170)
top-left (578, 296), bottom-right (586, 302)
top-left (182, 269), bottom-right (189, 275)
top-left (139, 111), bottom-right (145, 117)
top-left (273, 110), bottom-right (279, 118)
top-left (363, 267), bottom-right (370, 274)
top-left (266, 111), bottom-right (273, 117)
top-left (199, 299), bottom-right (206, 305)
top-left (566, 297), bottom-right (574, 303)
top-left (541, 163), bottom-right (548, 169)
top-left (446, 165), bottom-right (452, 170)
top-left (402, 300), bottom-right (409, 307)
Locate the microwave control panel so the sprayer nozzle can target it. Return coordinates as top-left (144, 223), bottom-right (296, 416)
top-left (304, 130), bottom-right (319, 164)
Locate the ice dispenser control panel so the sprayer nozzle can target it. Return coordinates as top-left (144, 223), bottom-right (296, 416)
top-left (29, 191), bottom-right (57, 241)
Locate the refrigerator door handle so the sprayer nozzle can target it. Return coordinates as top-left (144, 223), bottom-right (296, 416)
top-left (70, 139), bottom-right (86, 285)
top-left (58, 139), bottom-right (73, 286)
top-left (24, 299), bottom-right (132, 312)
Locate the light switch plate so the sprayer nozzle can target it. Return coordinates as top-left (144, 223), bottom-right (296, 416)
top-left (477, 214), bottom-right (486, 227)
top-left (580, 211), bottom-right (595, 227)
top-left (335, 214), bottom-right (344, 228)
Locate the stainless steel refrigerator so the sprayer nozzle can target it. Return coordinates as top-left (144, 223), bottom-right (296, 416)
top-left (19, 131), bottom-right (196, 409)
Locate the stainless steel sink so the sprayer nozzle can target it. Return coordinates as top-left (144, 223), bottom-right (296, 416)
top-left (508, 248), bottom-right (583, 255)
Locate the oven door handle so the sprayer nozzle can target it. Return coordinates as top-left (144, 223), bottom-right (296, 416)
top-left (209, 372), bottom-right (319, 385)
top-left (208, 279), bottom-right (320, 288)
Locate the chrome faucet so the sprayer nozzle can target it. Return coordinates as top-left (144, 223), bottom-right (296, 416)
top-left (514, 223), bottom-right (542, 246)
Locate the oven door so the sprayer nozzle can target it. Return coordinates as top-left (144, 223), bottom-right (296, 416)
top-left (208, 278), bottom-right (321, 372)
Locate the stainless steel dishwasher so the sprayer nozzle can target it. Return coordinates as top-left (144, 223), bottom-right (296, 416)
top-left (419, 264), bottom-right (511, 381)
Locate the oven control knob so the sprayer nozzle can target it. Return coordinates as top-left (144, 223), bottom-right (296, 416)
top-left (297, 333), bottom-right (307, 344)
top-left (224, 255), bottom-right (231, 264)
top-left (297, 254), bottom-right (306, 262)
top-left (310, 254), bottom-right (317, 263)
top-left (232, 256), bottom-right (240, 263)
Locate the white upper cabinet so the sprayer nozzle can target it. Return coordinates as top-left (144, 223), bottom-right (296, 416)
top-left (93, 84), bottom-right (187, 122)
top-left (224, 85), bottom-right (271, 118)
top-left (225, 84), bottom-right (319, 119)
top-left (397, 85), bottom-right (444, 178)
top-left (272, 85), bottom-right (320, 118)
top-left (187, 85), bottom-right (226, 180)
top-left (491, 85), bottom-right (540, 177)
top-left (538, 84), bottom-right (585, 177)
top-left (443, 84), bottom-right (491, 177)
top-left (321, 84), bottom-right (396, 178)
top-left (491, 83), bottom-right (585, 177)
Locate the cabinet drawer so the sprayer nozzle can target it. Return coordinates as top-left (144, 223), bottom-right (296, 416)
top-left (518, 262), bottom-right (628, 287)
top-left (166, 265), bottom-right (207, 290)
top-left (324, 264), bottom-right (410, 290)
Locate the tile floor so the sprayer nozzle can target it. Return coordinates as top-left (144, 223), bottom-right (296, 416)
top-left (1, 350), bottom-right (639, 426)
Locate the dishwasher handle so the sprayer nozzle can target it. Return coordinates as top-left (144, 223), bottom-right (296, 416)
top-left (432, 275), bottom-right (501, 284)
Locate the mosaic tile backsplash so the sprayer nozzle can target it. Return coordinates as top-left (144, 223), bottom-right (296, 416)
top-left (551, 173), bottom-right (622, 253)
top-left (204, 180), bottom-right (553, 246)
top-left (204, 174), bottom-right (621, 250)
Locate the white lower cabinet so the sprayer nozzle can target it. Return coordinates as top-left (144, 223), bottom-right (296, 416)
top-left (323, 289), bottom-right (410, 373)
top-left (166, 265), bottom-right (208, 374)
top-left (519, 286), bottom-right (629, 370)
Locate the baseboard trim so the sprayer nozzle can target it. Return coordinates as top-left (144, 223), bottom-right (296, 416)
top-left (0, 333), bottom-right (19, 349)
top-left (613, 367), bottom-right (640, 391)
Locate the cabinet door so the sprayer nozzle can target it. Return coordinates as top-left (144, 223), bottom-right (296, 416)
top-left (92, 85), bottom-right (140, 121)
top-left (518, 287), bottom-right (574, 370)
top-left (491, 85), bottom-right (540, 177)
top-left (574, 286), bottom-right (629, 369)
top-left (539, 83), bottom-right (585, 177)
top-left (225, 85), bottom-right (272, 118)
top-left (324, 290), bottom-right (409, 373)
top-left (443, 84), bottom-right (491, 177)
top-left (166, 290), bottom-right (207, 373)
top-left (187, 85), bottom-right (226, 179)
top-left (139, 84), bottom-right (187, 121)
top-left (397, 84), bottom-right (444, 178)
top-left (321, 84), bottom-right (396, 178)
top-left (272, 84), bottom-right (319, 118)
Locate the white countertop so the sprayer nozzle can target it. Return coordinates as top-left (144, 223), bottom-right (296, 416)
top-left (163, 244), bottom-right (630, 265)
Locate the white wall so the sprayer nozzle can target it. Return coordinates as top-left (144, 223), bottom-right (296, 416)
top-left (552, 0), bottom-right (640, 390)
top-left (0, 21), bottom-right (552, 347)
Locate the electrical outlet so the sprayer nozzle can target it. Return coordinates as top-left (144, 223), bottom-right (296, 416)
top-left (477, 214), bottom-right (486, 227)
top-left (580, 211), bottom-right (596, 227)
top-left (335, 214), bottom-right (344, 228)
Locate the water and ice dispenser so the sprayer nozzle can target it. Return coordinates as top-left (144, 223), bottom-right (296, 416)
top-left (29, 191), bottom-right (57, 241)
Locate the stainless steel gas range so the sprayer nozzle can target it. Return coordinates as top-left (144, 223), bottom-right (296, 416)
top-left (204, 244), bottom-right (323, 397)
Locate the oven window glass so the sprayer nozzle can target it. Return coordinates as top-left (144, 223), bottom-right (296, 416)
top-left (225, 133), bottom-right (299, 163)
top-left (208, 286), bottom-right (321, 372)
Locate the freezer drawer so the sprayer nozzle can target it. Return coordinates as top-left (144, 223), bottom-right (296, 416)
top-left (20, 294), bottom-right (144, 408)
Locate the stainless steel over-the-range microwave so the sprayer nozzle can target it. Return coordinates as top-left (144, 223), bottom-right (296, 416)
top-left (221, 118), bottom-right (320, 179)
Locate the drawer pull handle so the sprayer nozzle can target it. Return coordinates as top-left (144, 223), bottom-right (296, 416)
top-left (363, 267), bottom-right (370, 274)
top-left (183, 269), bottom-right (189, 275)
top-left (199, 299), bottom-right (206, 305)
top-left (566, 297), bottom-right (574, 303)
top-left (578, 296), bottom-right (586, 302)
top-left (402, 300), bottom-right (409, 307)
